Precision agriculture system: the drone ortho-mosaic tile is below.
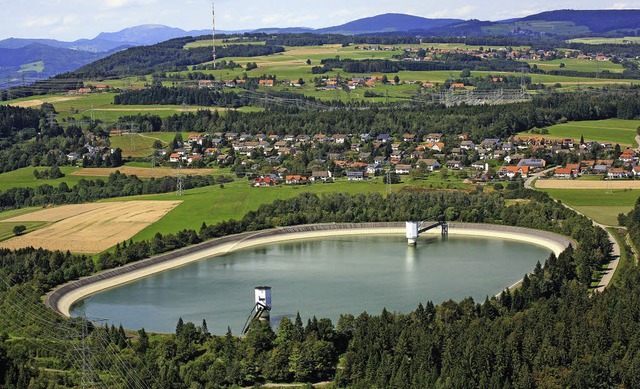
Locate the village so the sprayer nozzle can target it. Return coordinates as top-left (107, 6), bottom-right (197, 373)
top-left (156, 128), bottom-right (640, 187)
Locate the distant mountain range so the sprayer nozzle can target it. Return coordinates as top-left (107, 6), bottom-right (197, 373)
top-left (0, 25), bottom-right (222, 53)
top-left (1, 9), bottom-right (639, 89)
top-left (0, 25), bottom-right (222, 88)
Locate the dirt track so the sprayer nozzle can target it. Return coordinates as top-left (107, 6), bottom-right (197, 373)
top-left (0, 201), bottom-right (181, 254)
top-left (534, 179), bottom-right (640, 189)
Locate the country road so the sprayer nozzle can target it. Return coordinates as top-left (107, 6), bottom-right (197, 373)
top-left (524, 167), bottom-right (621, 292)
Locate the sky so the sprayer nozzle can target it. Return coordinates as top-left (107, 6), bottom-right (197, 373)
top-left (0, 0), bottom-right (638, 41)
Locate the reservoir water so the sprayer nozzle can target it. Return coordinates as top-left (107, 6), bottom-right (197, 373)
top-left (71, 235), bottom-right (551, 334)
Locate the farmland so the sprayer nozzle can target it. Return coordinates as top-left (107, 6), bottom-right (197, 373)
top-left (70, 166), bottom-right (219, 178)
top-left (111, 174), bottom-right (467, 242)
top-left (0, 200), bottom-right (181, 254)
top-left (0, 166), bottom-right (101, 191)
top-left (3, 39), bottom-right (637, 120)
top-left (528, 58), bottom-right (625, 73)
top-left (536, 186), bottom-right (640, 225)
top-left (567, 36), bottom-right (640, 44)
top-left (518, 119), bottom-right (640, 147)
top-left (109, 132), bottom-right (187, 158)
top-left (2, 92), bottom-right (263, 122)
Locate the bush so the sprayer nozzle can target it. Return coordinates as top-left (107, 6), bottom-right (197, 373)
top-left (12, 225), bottom-right (26, 236)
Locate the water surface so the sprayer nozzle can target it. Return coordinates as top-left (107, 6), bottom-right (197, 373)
top-left (72, 235), bottom-right (550, 333)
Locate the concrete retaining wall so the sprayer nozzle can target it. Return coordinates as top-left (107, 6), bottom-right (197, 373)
top-left (44, 222), bottom-right (574, 317)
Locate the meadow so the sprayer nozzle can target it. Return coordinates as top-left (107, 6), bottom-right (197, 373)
top-left (19, 61), bottom-right (45, 73)
top-left (518, 118), bottom-right (640, 147)
top-left (3, 40), bottom-right (636, 118)
top-left (528, 58), bottom-right (625, 73)
top-left (567, 37), bottom-right (640, 44)
top-left (3, 92), bottom-right (262, 123)
top-left (104, 174), bottom-right (468, 242)
top-left (109, 132), bottom-right (188, 157)
top-left (0, 166), bottom-right (100, 191)
top-left (537, 187), bottom-right (639, 225)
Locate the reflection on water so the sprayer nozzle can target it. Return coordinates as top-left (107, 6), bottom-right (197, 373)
top-left (72, 235), bottom-right (550, 334)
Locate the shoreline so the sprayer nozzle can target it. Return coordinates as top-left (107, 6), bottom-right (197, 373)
top-left (45, 222), bottom-right (574, 318)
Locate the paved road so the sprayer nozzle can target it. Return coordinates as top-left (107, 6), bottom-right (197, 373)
top-left (524, 166), bottom-right (621, 292)
top-left (524, 167), bottom-right (554, 189)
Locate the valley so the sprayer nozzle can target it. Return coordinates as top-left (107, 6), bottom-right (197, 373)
top-left (0, 6), bottom-right (640, 388)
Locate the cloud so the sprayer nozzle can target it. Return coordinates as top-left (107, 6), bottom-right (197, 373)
top-left (495, 8), bottom-right (543, 19)
top-left (453, 5), bottom-right (478, 18)
top-left (104, 0), bottom-right (157, 9)
top-left (609, 2), bottom-right (636, 8)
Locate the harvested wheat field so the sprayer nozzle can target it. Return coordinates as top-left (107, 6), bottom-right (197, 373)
top-left (0, 201), bottom-right (181, 254)
top-left (71, 166), bottom-right (217, 179)
top-left (10, 96), bottom-right (82, 108)
top-left (535, 179), bottom-right (640, 189)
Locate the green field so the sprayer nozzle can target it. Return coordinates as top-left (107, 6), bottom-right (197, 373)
top-left (518, 119), bottom-right (640, 146)
top-left (95, 175), bottom-right (467, 242)
top-left (539, 188), bottom-right (640, 225)
top-left (18, 61), bottom-right (44, 73)
top-left (0, 207), bottom-right (53, 242)
top-left (528, 58), bottom-right (625, 74)
top-left (0, 166), bottom-right (102, 191)
top-left (0, 221), bottom-right (49, 242)
top-left (110, 132), bottom-right (190, 157)
top-left (2, 93), bottom-right (262, 123)
top-left (567, 37), bottom-right (640, 45)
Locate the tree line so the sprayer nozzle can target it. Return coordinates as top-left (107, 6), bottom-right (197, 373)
top-left (113, 86), bottom-right (252, 108)
top-left (121, 89), bottom-right (640, 143)
top-left (64, 37), bottom-right (284, 79)
top-left (314, 56), bottom-right (527, 74)
top-left (0, 170), bottom-right (232, 211)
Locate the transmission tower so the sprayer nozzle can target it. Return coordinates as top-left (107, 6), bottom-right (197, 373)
top-left (73, 312), bottom-right (107, 389)
top-left (129, 122), bottom-right (141, 153)
top-left (212, 0), bottom-right (217, 68)
top-left (177, 163), bottom-right (184, 196)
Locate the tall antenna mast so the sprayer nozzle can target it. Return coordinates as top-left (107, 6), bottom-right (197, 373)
top-left (212, 0), bottom-right (216, 69)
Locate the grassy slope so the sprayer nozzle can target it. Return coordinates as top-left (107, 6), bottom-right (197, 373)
top-left (567, 37), bottom-right (640, 44)
top-left (518, 119), bottom-right (640, 147)
top-left (0, 166), bottom-right (103, 191)
top-left (0, 207), bottom-right (51, 243)
top-left (103, 175), bottom-right (466, 242)
top-left (538, 187), bottom-right (639, 225)
top-left (109, 132), bottom-right (189, 157)
top-left (528, 58), bottom-right (625, 73)
top-left (0, 221), bottom-right (49, 242)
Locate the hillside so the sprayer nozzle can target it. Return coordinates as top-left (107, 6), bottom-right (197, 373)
top-left (94, 24), bottom-right (211, 46)
top-left (316, 13), bottom-right (462, 34)
top-left (0, 44), bottom-right (118, 88)
top-left (520, 9), bottom-right (640, 33)
top-left (432, 9), bottom-right (640, 37)
top-left (61, 36), bottom-right (284, 79)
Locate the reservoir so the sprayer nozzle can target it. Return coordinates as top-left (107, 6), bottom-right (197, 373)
top-left (71, 235), bottom-right (551, 334)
